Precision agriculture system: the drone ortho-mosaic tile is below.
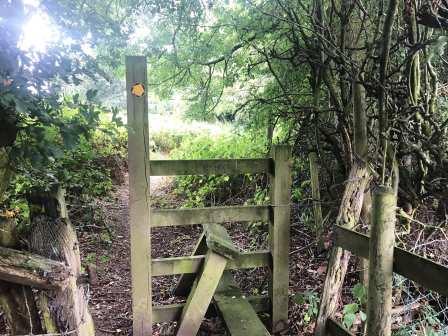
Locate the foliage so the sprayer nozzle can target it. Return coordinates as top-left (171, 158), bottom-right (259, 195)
top-left (171, 131), bottom-right (267, 207)
top-left (342, 283), bottom-right (367, 330)
top-left (293, 291), bottom-right (320, 325)
top-left (3, 112), bottom-right (126, 225)
top-left (0, 2), bottom-right (104, 168)
top-left (150, 129), bottom-right (194, 153)
top-left (394, 305), bottom-right (443, 336)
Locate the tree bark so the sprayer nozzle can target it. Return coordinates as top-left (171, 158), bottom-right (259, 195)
top-left (0, 217), bottom-right (43, 335)
top-left (378, 0), bottom-right (399, 156)
top-left (28, 187), bottom-right (95, 336)
top-left (0, 245), bottom-right (70, 289)
top-left (309, 151), bottom-right (324, 250)
top-left (314, 159), bottom-right (370, 336)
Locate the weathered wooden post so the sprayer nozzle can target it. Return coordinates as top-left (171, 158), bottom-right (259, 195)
top-left (270, 145), bottom-right (292, 333)
top-left (366, 187), bottom-right (396, 336)
top-left (28, 186), bottom-right (95, 335)
top-left (126, 56), bottom-right (152, 335)
top-left (309, 151), bottom-right (324, 249)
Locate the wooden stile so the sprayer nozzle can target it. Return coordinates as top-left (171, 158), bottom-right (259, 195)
top-left (269, 145), bottom-right (292, 333)
top-left (151, 205), bottom-right (270, 227)
top-left (153, 295), bottom-right (271, 323)
top-left (177, 250), bottom-right (228, 336)
top-left (125, 75), bottom-right (292, 336)
top-left (214, 272), bottom-right (271, 336)
top-left (150, 158), bottom-right (273, 176)
top-left (173, 232), bottom-right (208, 297)
top-left (126, 56), bottom-right (152, 336)
top-left (152, 250), bottom-right (271, 276)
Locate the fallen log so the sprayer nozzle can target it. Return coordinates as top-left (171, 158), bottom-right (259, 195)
top-left (0, 245), bottom-right (70, 290)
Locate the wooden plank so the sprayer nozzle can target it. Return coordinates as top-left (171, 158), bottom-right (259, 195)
top-left (149, 158), bottom-right (273, 176)
top-left (173, 232), bottom-right (207, 297)
top-left (204, 223), bottom-right (239, 259)
top-left (177, 250), bottom-right (228, 336)
top-left (326, 318), bottom-right (354, 336)
top-left (0, 245), bottom-right (70, 290)
top-left (335, 225), bottom-right (448, 297)
top-left (269, 145), bottom-right (292, 333)
top-left (214, 272), bottom-right (270, 336)
top-left (153, 303), bottom-right (184, 323)
top-left (152, 251), bottom-right (271, 276)
top-left (126, 55), bottom-right (152, 335)
top-left (151, 205), bottom-right (270, 227)
top-left (334, 226), bottom-right (369, 259)
top-left (153, 295), bottom-right (270, 323)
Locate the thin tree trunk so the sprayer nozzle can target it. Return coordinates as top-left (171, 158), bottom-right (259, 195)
top-left (309, 151), bottom-right (324, 250)
top-left (378, 0), bottom-right (399, 155)
top-left (314, 160), bottom-right (370, 336)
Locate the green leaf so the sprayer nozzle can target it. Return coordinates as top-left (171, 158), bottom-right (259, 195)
top-left (343, 303), bottom-right (359, 315)
top-left (343, 313), bottom-right (356, 329)
top-left (292, 293), bottom-right (306, 305)
top-left (352, 283), bottom-right (367, 304)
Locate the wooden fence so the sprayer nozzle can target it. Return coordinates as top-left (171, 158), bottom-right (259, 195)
top-left (126, 56), bottom-right (292, 335)
top-left (324, 224), bottom-right (448, 335)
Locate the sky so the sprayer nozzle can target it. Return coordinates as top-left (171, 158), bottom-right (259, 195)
top-left (19, 9), bottom-right (59, 51)
top-left (19, 0), bottom-right (95, 55)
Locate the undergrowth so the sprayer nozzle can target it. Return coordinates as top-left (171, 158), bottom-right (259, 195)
top-left (3, 116), bottom-right (126, 234)
top-left (170, 132), bottom-right (268, 207)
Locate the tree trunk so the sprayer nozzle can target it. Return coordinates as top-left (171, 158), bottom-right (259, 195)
top-left (28, 187), bottom-right (95, 336)
top-left (0, 217), bottom-right (43, 335)
top-left (314, 160), bottom-right (370, 336)
top-left (309, 151), bottom-right (324, 250)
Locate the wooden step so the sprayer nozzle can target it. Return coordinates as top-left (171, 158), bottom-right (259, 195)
top-left (214, 272), bottom-right (270, 336)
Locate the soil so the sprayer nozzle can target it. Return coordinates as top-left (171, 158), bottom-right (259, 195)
top-left (2, 170), bottom-right (446, 335)
top-left (75, 174), bottom-right (334, 336)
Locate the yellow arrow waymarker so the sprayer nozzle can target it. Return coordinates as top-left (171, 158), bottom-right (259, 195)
top-left (131, 83), bottom-right (145, 97)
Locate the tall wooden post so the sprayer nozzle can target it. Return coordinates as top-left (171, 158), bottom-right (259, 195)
top-left (126, 56), bottom-right (152, 335)
top-left (366, 187), bottom-right (396, 336)
top-left (270, 145), bottom-right (292, 333)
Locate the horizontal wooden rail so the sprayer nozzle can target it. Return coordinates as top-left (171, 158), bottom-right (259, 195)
top-left (149, 158), bottom-right (273, 176)
top-left (334, 226), bottom-right (448, 297)
top-left (153, 295), bottom-right (270, 323)
top-left (152, 251), bottom-right (271, 276)
top-left (326, 318), bottom-right (354, 336)
top-left (0, 245), bottom-right (70, 290)
top-left (151, 205), bottom-right (270, 227)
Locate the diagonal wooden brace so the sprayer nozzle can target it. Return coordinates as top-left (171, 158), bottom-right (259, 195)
top-left (176, 250), bottom-right (228, 336)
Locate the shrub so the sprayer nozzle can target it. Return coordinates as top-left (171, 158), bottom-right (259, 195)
top-left (3, 118), bottom-right (127, 227)
top-left (171, 132), bottom-right (268, 207)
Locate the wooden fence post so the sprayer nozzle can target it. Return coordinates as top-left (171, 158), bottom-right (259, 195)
top-left (309, 151), bottom-right (324, 249)
top-left (126, 56), bottom-right (152, 335)
top-left (270, 145), bottom-right (292, 333)
top-left (366, 187), bottom-right (396, 336)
